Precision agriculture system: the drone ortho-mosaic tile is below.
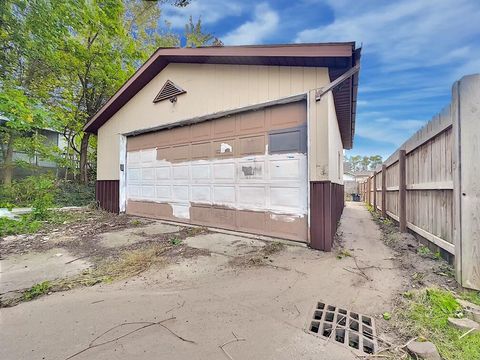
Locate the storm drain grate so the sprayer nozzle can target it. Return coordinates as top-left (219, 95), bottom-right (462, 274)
top-left (308, 302), bottom-right (378, 355)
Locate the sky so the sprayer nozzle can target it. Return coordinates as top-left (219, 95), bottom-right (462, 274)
top-left (162, 0), bottom-right (480, 160)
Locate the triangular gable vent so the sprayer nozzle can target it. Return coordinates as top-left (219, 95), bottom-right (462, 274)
top-left (153, 80), bottom-right (186, 103)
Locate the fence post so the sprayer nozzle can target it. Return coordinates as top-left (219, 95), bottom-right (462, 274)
top-left (453, 75), bottom-right (480, 290)
top-left (399, 150), bottom-right (407, 232)
top-left (373, 172), bottom-right (377, 211)
top-left (367, 177), bottom-right (371, 205)
top-left (381, 165), bottom-right (387, 218)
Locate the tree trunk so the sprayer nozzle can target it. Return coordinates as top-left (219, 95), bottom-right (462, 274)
top-left (3, 135), bottom-right (14, 185)
top-left (79, 132), bottom-right (90, 184)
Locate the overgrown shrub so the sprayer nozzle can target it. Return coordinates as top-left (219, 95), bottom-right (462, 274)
top-left (0, 174), bottom-right (56, 208)
top-left (54, 181), bottom-right (95, 207)
top-left (0, 176), bottom-right (95, 209)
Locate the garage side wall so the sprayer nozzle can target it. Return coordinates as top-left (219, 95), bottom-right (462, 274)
top-left (308, 92), bottom-right (345, 250)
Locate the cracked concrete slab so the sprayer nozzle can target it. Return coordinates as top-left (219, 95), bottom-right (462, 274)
top-left (184, 232), bottom-right (266, 256)
top-left (0, 248), bottom-right (91, 293)
top-left (99, 222), bottom-right (180, 248)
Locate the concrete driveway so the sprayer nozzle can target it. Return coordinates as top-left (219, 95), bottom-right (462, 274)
top-left (0, 202), bottom-right (404, 359)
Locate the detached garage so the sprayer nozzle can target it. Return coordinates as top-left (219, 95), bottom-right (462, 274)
top-left (84, 43), bottom-right (361, 251)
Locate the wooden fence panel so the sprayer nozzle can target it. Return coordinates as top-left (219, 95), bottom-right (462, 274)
top-left (357, 74), bottom-right (480, 290)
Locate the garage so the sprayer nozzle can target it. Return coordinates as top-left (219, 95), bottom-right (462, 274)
top-left (125, 101), bottom-right (308, 242)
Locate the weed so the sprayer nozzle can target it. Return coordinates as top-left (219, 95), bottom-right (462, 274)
top-left (396, 288), bottom-right (480, 360)
top-left (417, 245), bottom-right (432, 257)
top-left (382, 217), bottom-right (393, 226)
top-left (170, 237), bottom-right (182, 246)
top-left (23, 281), bottom-right (51, 301)
top-left (131, 219), bottom-right (142, 227)
top-left (434, 250), bottom-right (442, 260)
top-left (458, 290), bottom-right (480, 307)
top-left (336, 248), bottom-right (352, 259)
top-left (262, 241), bottom-right (285, 256)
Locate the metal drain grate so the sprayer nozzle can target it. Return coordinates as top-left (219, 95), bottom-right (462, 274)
top-left (308, 302), bottom-right (377, 355)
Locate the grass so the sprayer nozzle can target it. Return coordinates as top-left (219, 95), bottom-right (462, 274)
top-left (0, 209), bottom-right (89, 237)
top-left (23, 281), bottom-right (52, 301)
top-left (336, 248), bottom-right (352, 259)
top-left (458, 290), bottom-right (480, 307)
top-left (396, 288), bottom-right (480, 360)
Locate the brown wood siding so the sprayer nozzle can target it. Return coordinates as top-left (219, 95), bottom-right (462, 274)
top-left (310, 181), bottom-right (344, 251)
top-left (96, 180), bottom-right (119, 214)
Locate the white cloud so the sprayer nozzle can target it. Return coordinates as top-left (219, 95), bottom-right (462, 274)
top-left (355, 116), bottom-right (425, 147)
top-left (296, 0), bottom-right (480, 71)
top-left (221, 3), bottom-right (279, 45)
top-left (296, 0), bottom-right (480, 70)
top-left (163, 0), bottom-right (244, 29)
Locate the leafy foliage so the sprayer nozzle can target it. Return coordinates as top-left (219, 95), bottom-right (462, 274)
top-left (398, 288), bottom-right (480, 360)
top-left (0, 0), bottom-right (217, 185)
top-left (23, 281), bottom-right (52, 301)
top-left (345, 155), bottom-right (383, 172)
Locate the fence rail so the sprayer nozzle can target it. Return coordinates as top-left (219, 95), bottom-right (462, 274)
top-left (359, 74), bottom-right (480, 290)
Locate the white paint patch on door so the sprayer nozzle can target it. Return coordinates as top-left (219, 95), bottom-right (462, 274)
top-left (126, 147), bottom-right (308, 219)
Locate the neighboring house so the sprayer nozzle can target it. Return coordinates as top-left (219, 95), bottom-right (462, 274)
top-left (84, 43), bottom-right (361, 251)
top-left (352, 170), bottom-right (375, 182)
top-left (343, 171), bottom-right (356, 182)
top-left (0, 117), bottom-right (66, 178)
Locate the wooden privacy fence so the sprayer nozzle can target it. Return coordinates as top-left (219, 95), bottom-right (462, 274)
top-left (359, 74), bottom-right (480, 290)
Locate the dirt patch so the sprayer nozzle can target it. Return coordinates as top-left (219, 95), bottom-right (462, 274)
top-left (0, 211), bottom-right (212, 307)
top-left (228, 241), bottom-right (286, 268)
top-left (369, 211), bottom-right (458, 292)
top-left (365, 208), bottom-right (473, 358)
top-left (0, 210), bottom-right (148, 257)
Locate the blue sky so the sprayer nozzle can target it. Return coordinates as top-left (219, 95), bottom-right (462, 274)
top-left (163, 0), bottom-right (480, 160)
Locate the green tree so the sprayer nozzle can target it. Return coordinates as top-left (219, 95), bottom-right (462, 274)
top-left (185, 16), bottom-right (222, 47)
top-left (360, 156), bottom-right (370, 171)
top-left (369, 155), bottom-right (383, 170)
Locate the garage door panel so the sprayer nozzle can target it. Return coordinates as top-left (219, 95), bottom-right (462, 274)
top-left (127, 168), bottom-right (141, 182)
top-left (213, 116), bottom-right (236, 138)
top-left (141, 149), bottom-right (156, 163)
top-left (173, 185), bottom-right (189, 201)
top-left (141, 168), bottom-right (155, 182)
top-left (213, 186), bottom-right (236, 204)
top-left (238, 186), bottom-right (266, 207)
top-left (238, 111), bottom-right (265, 134)
top-left (191, 164), bottom-right (210, 180)
top-left (269, 158), bottom-right (301, 180)
top-left (172, 145), bottom-right (190, 162)
top-left (156, 147), bottom-right (173, 161)
top-left (127, 151), bottom-right (141, 164)
top-left (173, 165), bottom-right (189, 180)
top-left (141, 185), bottom-right (155, 198)
top-left (213, 139), bottom-right (235, 158)
top-left (191, 142), bottom-right (211, 160)
top-left (238, 161), bottom-right (265, 180)
top-left (155, 167), bottom-right (170, 180)
top-left (270, 187), bottom-right (301, 209)
top-left (155, 185), bottom-right (171, 200)
top-left (211, 207), bottom-right (236, 228)
top-left (213, 163), bottom-right (235, 181)
top-left (239, 135), bottom-right (265, 156)
top-left (190, 204), bottom-right (213, 225)
top-left (191, 185), bottom-right (211, 203)
top-left (237, 210), bottom-right (266, 231)
top-left (126, 101), bottom-right (308, 242)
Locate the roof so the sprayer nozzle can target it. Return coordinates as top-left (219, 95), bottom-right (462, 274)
top-left (84, 43), bottom-right (361, 149)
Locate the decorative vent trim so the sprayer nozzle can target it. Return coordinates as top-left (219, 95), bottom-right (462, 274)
top-left (153, 80), bottom-right (186, 103)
